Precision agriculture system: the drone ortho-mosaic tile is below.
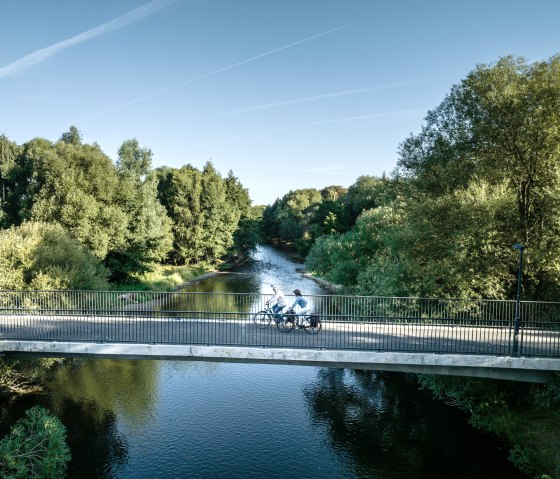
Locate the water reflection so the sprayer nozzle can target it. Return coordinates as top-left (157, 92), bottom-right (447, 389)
top-left (48, 360), bottom-right (160, 428)
top-left (59, 398), bottom-right (128, 479)
top-left (181, 246), bottom-right (326, 296)
top-left (163, 245), bottom-right (327, 319)
top-left (0, 246), bottom-right (530, 478)
top-left (304, 369), bottom-right (527, 479)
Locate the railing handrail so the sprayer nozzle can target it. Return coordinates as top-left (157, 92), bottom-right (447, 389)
top-left (0, 290), bottom-right (558, 359)
top-left (1, 288), bottom-right (560, 304)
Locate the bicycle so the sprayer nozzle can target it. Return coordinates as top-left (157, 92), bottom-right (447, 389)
top-left (276, 310), bottom-right (322, 335)
top-left (252, 304), bottom-right (284, 329)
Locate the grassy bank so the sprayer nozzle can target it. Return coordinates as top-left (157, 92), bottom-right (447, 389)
top-left (113, 264), bottom-right (214, 292)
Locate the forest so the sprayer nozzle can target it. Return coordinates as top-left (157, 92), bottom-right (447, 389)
top-left (0, 128), bottom-right (262, 291)
top-left (0, 55), bottom-right (559, 478)
top-left (262, 55), bottom-right (560, 479)
top-left (265, 55), bottom-right (560, 304)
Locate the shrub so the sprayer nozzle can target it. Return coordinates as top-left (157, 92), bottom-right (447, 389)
top-left (0, 221), bottom-right (109, 290)
top-left (0, 406), bottom-right (71, 478)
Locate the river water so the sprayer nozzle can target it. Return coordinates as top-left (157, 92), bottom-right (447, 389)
top-left (2, 246), bottom-right (527, 478)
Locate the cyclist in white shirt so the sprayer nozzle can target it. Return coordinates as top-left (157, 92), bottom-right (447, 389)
top-left (266, 285), bottom-right (287, 318)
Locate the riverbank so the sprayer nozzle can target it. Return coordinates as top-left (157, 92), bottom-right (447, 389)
top-left (419, 374), bottom-right (560, 479)
top-left (299, 268), bottom-right (559, 478)
top-left (114, 264), bottom-right (218, 293)
top-left (296, 268), bottom-right (344, 293)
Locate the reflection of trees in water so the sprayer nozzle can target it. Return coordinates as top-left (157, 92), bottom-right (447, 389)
top-left (45, 359), bottom-right (161, 477)
top-left (171, 274), bottom-right (263, 319)
top-left (304, 369), bottom-right (527, 479)
top-left (60, 399), bottom-right (128, 479)
top-left (48, 359), bottom-right (159, 429)
top-left (182, 273), bottom-right (260, 294)
top-left (0, 387), bottom-right (128, 479)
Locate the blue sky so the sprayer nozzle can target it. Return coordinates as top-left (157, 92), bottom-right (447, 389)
top-left (1, 0), bottom-right (559, 205)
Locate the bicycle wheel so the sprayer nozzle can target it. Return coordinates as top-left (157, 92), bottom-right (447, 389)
top-left (303, 315), bottom-right (322, 335)
top-left (253, 311), bottom-right (272, 329)
top-left (276, 315), bottom-right (295, 333)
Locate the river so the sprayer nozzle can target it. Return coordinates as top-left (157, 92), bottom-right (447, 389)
top-left (1, 246), bottom-right (528, 478)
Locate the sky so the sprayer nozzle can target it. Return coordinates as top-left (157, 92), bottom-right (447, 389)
top-left (1, 1), bottom-right (560, 205)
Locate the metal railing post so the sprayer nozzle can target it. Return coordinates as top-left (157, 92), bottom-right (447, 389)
top-left (512, 244), bottom-right (525, 356)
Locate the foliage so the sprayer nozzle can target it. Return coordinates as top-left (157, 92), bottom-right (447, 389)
top-left (59, 126), bottom-right (82, 146)
top-left (20, 137), bottom-right (128, 259)
top-left (0, 129), bottom-right (253, 283)
top-left (306, 207), bottom-right (391, 287)
top-left (223, 172), bottom-right (262, 265)
top-left (0, 135), bottom-right (22, 228)
top-left (307, 55), bottom-right (560, 301)
top-left (396, 55), bottom-right (560, 300)
top-left (262, 187), bottom-right (323, 253)
top-left (156, 162), bottom-right (251, 266)
top-left (418, 374), bottom-right (560, 479)
top-left (0, 221), bottom-right (109, 290)
top-left (264, 176), bottom-right (398, 256)
top-left (105, 139), bottom-right (173, 281)
top-left (115, 263), bottom-right (211, 292)
top-left (0, 406), bottom-right (71, 479)
top-left (0, 357), bottom-right (62, 395)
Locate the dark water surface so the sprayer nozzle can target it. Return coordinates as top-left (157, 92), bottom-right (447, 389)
top-left (3, 247), bottom-right (528, 478)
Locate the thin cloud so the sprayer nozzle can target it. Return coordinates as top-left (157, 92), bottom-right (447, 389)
top-left (299, 109), bottom-right (424, 127)
top-left (189, 108), bottom-right (424, 147)
top-left (217, 78), bottom-right (444, 115)
top-left (75, 24), bottom-right (350, 123)
top-left (232, 163), bottom-right (354, 176)
top-left (0, 0), bottom-right (178, 80)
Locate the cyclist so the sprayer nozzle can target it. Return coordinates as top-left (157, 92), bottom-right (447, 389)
top-left (266, 285), bottom-right (287, 319)
top-left (287, 289), bottom-right (311, 327)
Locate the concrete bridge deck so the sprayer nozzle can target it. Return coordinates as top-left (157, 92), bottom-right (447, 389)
top-left (1, 314), bottom-right (559, 382)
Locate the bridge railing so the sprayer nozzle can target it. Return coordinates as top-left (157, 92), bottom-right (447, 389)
top-left (0, 290), bottom-right (558, 358)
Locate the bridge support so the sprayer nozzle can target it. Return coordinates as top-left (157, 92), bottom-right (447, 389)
top-left (1, 341), bottom-right (559, 383)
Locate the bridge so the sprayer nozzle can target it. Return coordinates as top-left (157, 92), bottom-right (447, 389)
top-left (0, 290), bottom-right (559, 383)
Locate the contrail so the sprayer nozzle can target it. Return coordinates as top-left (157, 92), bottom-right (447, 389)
top-left (229, 163), bottom-right (355, 176)
top-left (75, 24), bottom-right (350, 123)
top-left (188, 108), bottom-right (424, 147)
top-left (217, 79), bottom-right (441, 115)
top-left (0, 0), bottom-right (179, 80)
top-left (298, 109), bottom-right (423, 127)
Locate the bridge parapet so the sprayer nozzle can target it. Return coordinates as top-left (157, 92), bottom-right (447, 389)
top-left (0, 290), bottom-right (559, 359)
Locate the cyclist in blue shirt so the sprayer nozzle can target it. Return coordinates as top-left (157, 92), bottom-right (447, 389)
top-left (288, 289), bottom-right (311, 327)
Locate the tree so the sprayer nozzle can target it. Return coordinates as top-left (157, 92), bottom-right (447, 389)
top-left (339, 175), bottom-right (395, 230)
top-left (199, 162), bottom-right (239, 263)
top-left (156, 163), bottom-right (247, 266)
top-left (224, 171), bottom-right (261, 264)
top-left (157, 165), bottom-right (205, 264)
top-left (60, 125), bottom-right (82, 145)
top-left (396, 55), bottom-right (560, 300)
top-left (0, 135), bottom-right (22, 227)
top-left (105, 140), bottom-right (173, 280)
top-left (0, 406), bottom-right (71, 479)
top-left (0, 222), bottom-right (110, 291)
top-left (263, 188), bottom-right (322, 253)
top-left (9, 135), bottom-right (128, 259)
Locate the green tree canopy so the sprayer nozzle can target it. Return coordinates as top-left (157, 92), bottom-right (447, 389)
top-left (308, 55), bottom-right (560, 300)
top-left (0, 406), bottom-right (71, 479)
top-left (156, 162), bottom-right (248, 266)
top-left (0, 222), bottom-right (109, 290)
top-left (106, 139), bottom-right (173, 280)
top-left (396, 55), bottom-right (560, 299)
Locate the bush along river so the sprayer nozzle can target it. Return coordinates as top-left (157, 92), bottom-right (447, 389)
top-left (1, 246), bottom-right (529, 478)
